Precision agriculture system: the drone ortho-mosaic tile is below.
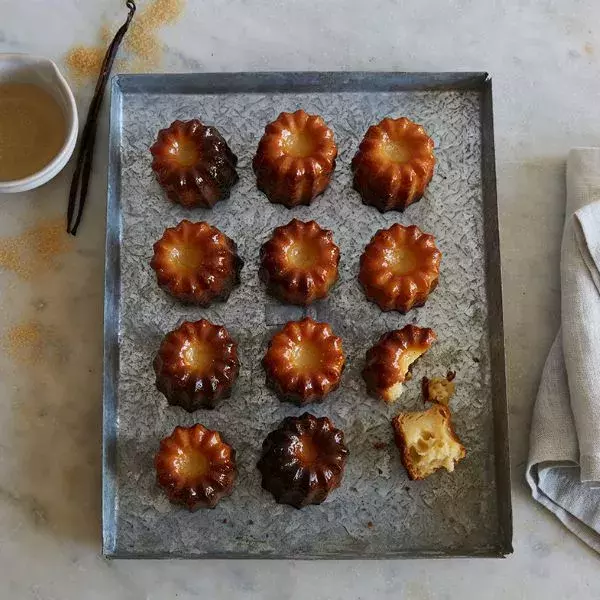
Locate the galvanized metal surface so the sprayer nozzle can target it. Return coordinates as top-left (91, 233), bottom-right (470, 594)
top-left (103, 72), bottom-right (512, 558)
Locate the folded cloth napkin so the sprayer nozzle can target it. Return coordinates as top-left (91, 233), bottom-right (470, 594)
top-left (527, 148), bottom-right (600, 553)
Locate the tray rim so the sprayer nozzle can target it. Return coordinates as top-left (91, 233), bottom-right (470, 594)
top-left (103, 71), bottom-right (512, 559)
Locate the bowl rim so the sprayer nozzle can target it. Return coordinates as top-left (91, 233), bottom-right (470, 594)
top-left (0, 53), bottom-right (79, 191)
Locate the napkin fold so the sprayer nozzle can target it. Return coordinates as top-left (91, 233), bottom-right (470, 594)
top-left (527, 148), bottom-right (600, 553)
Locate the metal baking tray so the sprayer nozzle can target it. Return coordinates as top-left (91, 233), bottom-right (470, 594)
top-left (103, 72), bottom-right (512, 558)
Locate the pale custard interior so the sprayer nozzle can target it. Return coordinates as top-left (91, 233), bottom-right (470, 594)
top-left (397, 348), bottom-right (427, 374)
top-left (382, 347), bottom-right (428, 403)
top-left (401, 408), bottom-right (464, 477)
top-left (426, 377), bottom-right (456, 406)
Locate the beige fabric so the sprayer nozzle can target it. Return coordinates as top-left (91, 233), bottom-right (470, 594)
top-left (527, 148), bottom-right (600, 553)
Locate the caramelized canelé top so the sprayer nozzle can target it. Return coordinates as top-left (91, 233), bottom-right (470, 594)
top-left (155, 424), bottom-right (237, 509)
top-left (253, 110), bottom-right (338, 207)
top-left (257, 412), bottom-right (349, 508)
top-left (260, 218), bottom-right (340, 305)
top-left (359, 223), bottom-right (441, 313)
top-left (153, 319), bottom-right (239, 411)
top-left (352, 117), bottom-right (435, 212)
top-left (263, 317), bottom-right (345, 405)
top-left (150, 119), bottom-right (238, 209)
top-left (363, 324), bottom-right (436, 404)
top-left (151, 220), bottom-right (242, 306)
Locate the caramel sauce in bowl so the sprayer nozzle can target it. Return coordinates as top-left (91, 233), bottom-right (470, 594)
top-left (0, 54), bottom-right (78, 193)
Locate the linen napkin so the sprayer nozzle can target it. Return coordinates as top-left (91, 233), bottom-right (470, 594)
top-left (527, 148), bottom-right (600, 553)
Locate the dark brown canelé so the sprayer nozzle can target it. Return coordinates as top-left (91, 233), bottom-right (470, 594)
top-left (150, 119), bottom-right (238, 208)
top-left (257, 412), bottom-right (348, 508)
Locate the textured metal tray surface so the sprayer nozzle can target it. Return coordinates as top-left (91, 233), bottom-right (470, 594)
top-left (103, 72), bottom-right (512, 558)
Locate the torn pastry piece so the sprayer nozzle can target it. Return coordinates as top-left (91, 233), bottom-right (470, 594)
top-left (362, 324), bottom-right (436, 403)
top-left (422, 371), bottom-right (456, 406)
top-left (392, 404), bottom-right (466, 480)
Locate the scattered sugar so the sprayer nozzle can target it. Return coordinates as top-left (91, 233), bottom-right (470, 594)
top-left (126, 0), bottom-right (185, 70)
top-left (0, 219), bottom-right (72, 280)
top-left (65, 0), bottom-right (185, 80)
top-left (4, 321), bottom-right (43, 364)
top-left (65, 46), bottom-right (106, 81)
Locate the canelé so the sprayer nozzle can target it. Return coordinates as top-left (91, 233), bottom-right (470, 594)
top-left (253, 110), bottom-right (337, 207)
top-left (257, 412), bottom-right (348, 508)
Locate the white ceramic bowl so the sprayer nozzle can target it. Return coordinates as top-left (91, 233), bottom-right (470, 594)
top-left (0, 53), bottom-right (78, 193)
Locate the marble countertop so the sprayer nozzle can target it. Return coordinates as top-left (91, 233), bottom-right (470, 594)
top-left (1, 0), bottom-right (599, 598)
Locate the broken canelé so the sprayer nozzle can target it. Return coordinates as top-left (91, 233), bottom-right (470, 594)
top-left (359, 223), bottom-right (441, 313)
top-left (153, 319), bottom-right (239, 411)
top-left (259, 218), bottom-right (340, 305)
top-left (263, 317), bottom-right (345, 405)
top-left (150, 119), bottom-right (238, 208)
top-left (155, 424), bottom-right (237, 509)
top-left (351, 116), bottom-right (435, 212)
top-left (392, 404), bottom-right (466, 480)
top-left (422, 371), bottom-right (456, 406)
top-left (362, 324), bottom-right (436, 403)
top-left (151, 220), bottom-right (243, 305)
top-left (257, 412), bottom-right (348, 508)
top-left (253, 110), bottom-right (338, 207)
